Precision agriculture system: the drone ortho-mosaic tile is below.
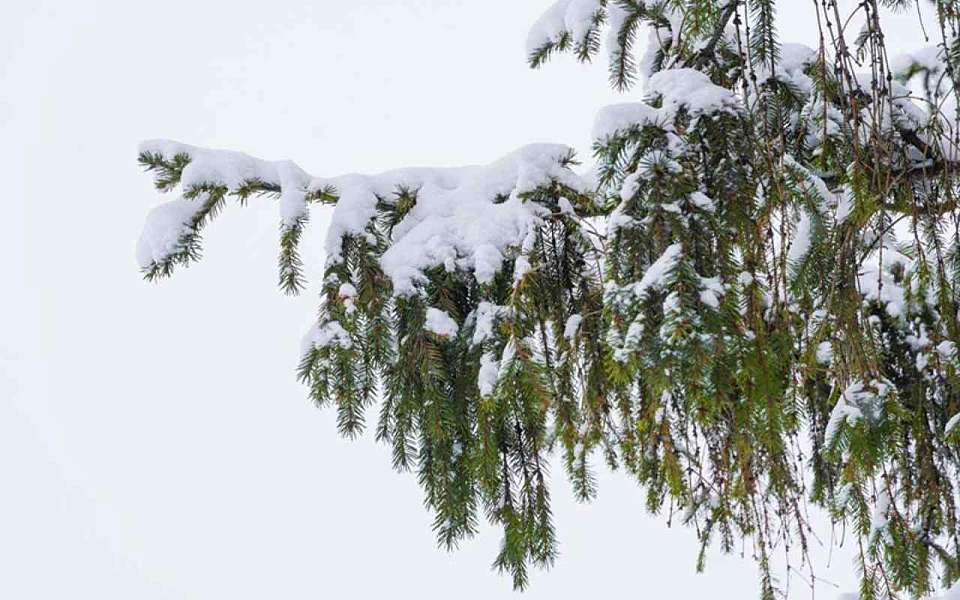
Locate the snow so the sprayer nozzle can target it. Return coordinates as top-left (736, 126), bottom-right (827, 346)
top-left (947, 413), bottom-right (960, 437)
top-left (340, 144), bottom-right (587, 295)
top-left (870, 487), bottom-right (892, 537)
top-left (628, 5), bottom-right (685, 86)
top-left (938, 340), bottom-right (956, 359)
top-left (699, 290), bottom-right (719, 309)
top-left (139, 140), bottom-right (588, 297)
top-left (592, 102), bottom-right (664, 141)
top-left (816, 341), bottom-right (833, 365)
top-left (604, 2), bottom-right (631, 68)
top-left (783, 154), bottom-right (837, 209)
top-left (779, 43), bottom-right (818, 72)
top-left (478, 353), bottom-right (499, 397)
top-left (905, 327), bottom-right (930, 351)
top-left (302, 320), bottom-right (352, 353)
top-left (690, 191), bottom-right (715, 212)
top-left (646, 68), bottom-right (740, 118)
top-left (472, 302), bottom-right (503, 346)
top-left (618, 170), bottom-right (643, 202)
top-left (825, 381), bottom-right (868, 444)
top-left (891, 45), bottom-right (945, 75)
top-left (137, 140), bottom-right (312, 270)
top-left (825, 380), bottom-right (892, 445)
top-left (564, 314), bottom-right (583, 340)
top-left (756, 43), bottom-right (817, 95)
top-left (635, 23), bottom-right (669, 86)
top-left (497, 339), bottom-right (517, 381)
top-left (139, 139), bottom-right (310, 226)
top-left (338, 282), bottom-right (358, 313)
top-left (338, 283), bottom-right (357, 299)
top-left (788, 211), bottom-right (813, 265)
top-left (136, 195), bottom-right (208, 268)
top-left (526, 0), bottom-right (602, 55)
top-left (633, 243), bottom-right (682, 297)
top-left (699, 277), bottom-right (724, 309)
top-left (835, 187), bottom-right (853, 224)
top-left (424, 307), bottom-right (459, 338)
top-left (889, 44), bottom-right (960, 147)
top-left (513, 255), bottom-right (532, 284)
top-left (857, 245), bottom-right (912, 320)
top-left (621, 321), bottom-right (643, 356)
top-left (592, 69), bottom-right (739, 143)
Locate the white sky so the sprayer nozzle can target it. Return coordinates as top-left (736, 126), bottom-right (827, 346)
top-left (1, 2), bottom-right (939, 598)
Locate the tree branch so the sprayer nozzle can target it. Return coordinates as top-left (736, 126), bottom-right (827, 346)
top-left (690, 1), bottom-right (740, 69)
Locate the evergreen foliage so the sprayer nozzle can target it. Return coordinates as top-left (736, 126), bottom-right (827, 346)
top-left (135, 1), bottom-right (960, 597)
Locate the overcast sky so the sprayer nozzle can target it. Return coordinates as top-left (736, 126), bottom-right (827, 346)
top-left (1, 2), bottom-right (941, 598)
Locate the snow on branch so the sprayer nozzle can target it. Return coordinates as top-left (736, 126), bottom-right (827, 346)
top-left (527, 0), bottom-right (605, 66)
top-left (137, 139), bottom-right (589, 296)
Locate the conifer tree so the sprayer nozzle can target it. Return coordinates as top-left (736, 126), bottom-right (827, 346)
top-left (135, 1), bottom-right (960, 597)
